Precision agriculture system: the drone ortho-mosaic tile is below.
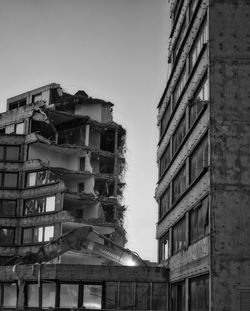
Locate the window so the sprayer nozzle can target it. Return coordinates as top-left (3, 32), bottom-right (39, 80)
top-left (78, 183), bottom-right (85, 192)
top-left (135, 283), bottom-right (150, 310)
top-left (60, 284), bottom-right (79, 308)
top-left (190, 197), bottom-right (209, 244)
top-left (190, 275), bottom-right (209, 311)
top-left (172, 164), bottom-right (186, 204)
top-left (22, 225), bottom-right (54, 244)
top-left (2, 283), bottom-right (17, 307)
top-left (0, 172), bottom-right (18, 188)
top-left (190, 136), bottom-right (208, 183)
top-left (0, 227), bottom-right (15, 245)
top-left (26, 170), bottom-right (59, 187)
top-left (190, 20), bottom-right (208, 71)
top-left (80, 157), bottom-right (86, 171)
top-left (9, 99), bottom-right (26, 111)
top-left (159, 144), bottom-right (171, 177)
top-left (32, 93), bottom-right (42, 103)
top-left (173, 66), bottom-right (186, 107)
top-left (173, 0), bottom-right (184, 23)
top-left (172, 115), bottom-right (186, 155)
top-left (42, 282), bottom-right (56, 308)
top-left (83, 284), bottom-right (102, 309)
top-left (172, 217), bottom-right (186, 255)
top-left (0, 145), bottom-right (20, 161)
top-left (152, 283), bottom-right (168, 310)
top-left (0, 200), bottom-right (16, 216)
top-left (159, 232), bottom-right (170, 262)
top-left (189, 75), bottom-right (209, 127)
top-left (5, 122), bottom-right (25, 135)
top-left (159, 187), bottom-right (171, 218)
top-left (171, 282), bottom-right (185, 311)
top-left (160, 102), bottom-right (171, 137)
top-left (24, 196), bottom-right (55, 215)
top-left (26, 283), bottom-right (39, 307)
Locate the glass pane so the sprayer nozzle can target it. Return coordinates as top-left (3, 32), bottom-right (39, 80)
top-left (38, 227), bottom-right (44, 242)
top-left (5, 124), bottom-right (15, 134)
top-left (1, 200), bottom-right (16, 216)
top-left (37, 198), bottom-right (46, 213)
top-left (42, 283), bottom-right (56, 307)
top-left (24, 199), bottom-right (37, 215)
top-left (27, 283), bottom-right (39, 307)
top-left (4, 173), bottom-right (18, 188)
top-left (44, 226), bottom-right (54, 241)
top-left (16, 122), bottom-right (25, 134)
top-left (0, 228), bottom-right (14, 245)
top-left (197, 207), bottom-right (204, 239)
top-left (33, 227), bottom-right (39, 243)
top-left (0, 146), bottom-right (4, 160)
top-left (105, 282), bottom-right (118, 309)
top-left (27, 172), bottom-right (37, 187)
top-left (3, 283), bottom-right (17, 307)
top-left (136, 283), bottom-right (150, 310)
top-left (60, 284), bottom-right (78, 308)
top-left (6, 146), bottom-right (20, 161)
top-left (23, 228), bottom-right (32, 244)
top-left (37, 170), bottom-right (47, 185)
top-left (83, 284), bottom-right (102, 309)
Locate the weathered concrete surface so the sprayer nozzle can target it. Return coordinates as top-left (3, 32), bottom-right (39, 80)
top-left (210, 0), bottom-right (250, 310)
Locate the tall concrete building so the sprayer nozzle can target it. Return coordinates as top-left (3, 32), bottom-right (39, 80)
top-left (0, 83), bottom-right (127, 266)
top-left (156, 0), bottom-right (250, 310)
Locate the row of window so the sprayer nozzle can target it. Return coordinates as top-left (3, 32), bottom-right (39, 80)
top-left (8, 93), bottom-right (42, 111)
top-left (160, 16), bottom-right (208, 138)
top-left (159, 134), bottom-right (208, 218)
top-left (171, 275), bottom-right (209, 311)
top-left (0, 225), bottom-right (55, 246)
top-left (159, 196), bottom-right (209, 261)
top-left (0, 281), bottom-right (167, 310)
top-left (4, 121), bottom-right (25, 135)
top-left (0, 195), bottom-right (55, 217)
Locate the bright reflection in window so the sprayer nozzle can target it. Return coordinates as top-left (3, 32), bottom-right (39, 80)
top-left (46, 196), bottom-right (55, 212)
top-left (83, 285), bottom-right (102, 309)
top-left (3, 283), bottom-right (17, 307)
top-left (27, 284), bottom-right (39, 307)
top-left (44, 226), bottom-right (54, 241)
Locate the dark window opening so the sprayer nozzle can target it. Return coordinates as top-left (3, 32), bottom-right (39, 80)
top-left (171, 282), bottom-right (185, 311)
top-left (31, 120), bottom-right (56, 141)
top-left (8, 98), bottom-right (26, 111)
top-left (0, 227), bottom-right (15, 245)
top-left (58, 126), bottom-right (85, 146)
top-left (190, 136), bottom-right (208, 183)
top-left (100, 130), bottom-right (115, 152)
top-left (78, 183), bottom-right (85, 192)
top-left (32, 93), bottom-right (42, 103)
top-left (189, 275), bottom-right (209, 311)
top-left (172, 217), bottom-right (186, 255)
top-left (0, 200), bottom-right (16, 216)
top-left (79, 157), bottom-right (85, 171)
top-left (159, 187), bottom-right (171, 218)
top-left (172, 115), bottom-right (186, 155)
top-left (0, 282), bottom-right (17, 307)
top-left (99, 158), bottom-right (114, 174)
top-left (190, 197), bottom-right (209, 244)
top-left (172, 164), bottom-right (186, 204)
top-left (160, 101), bottom-right (171, 137)
top-left (95, 180), bottom-right (114, 197)
top-left (160, 144), bottom-right (171, 178)
top-left (159, 232), bottom-right (169, 262)
top-left (102, 204), bottom-right (115, 222)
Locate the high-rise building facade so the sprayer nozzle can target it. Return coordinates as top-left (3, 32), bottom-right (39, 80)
top-left (156, 0), bottom-right (250, 310)
top-left (0, 83), bottom-right (126, 266)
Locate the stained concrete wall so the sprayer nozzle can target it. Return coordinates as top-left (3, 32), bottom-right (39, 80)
top-left (209, 0), bottom-right (250, 310)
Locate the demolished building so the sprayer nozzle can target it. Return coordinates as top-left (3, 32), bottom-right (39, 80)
top-left (0, 83), bottom-right (127, 266)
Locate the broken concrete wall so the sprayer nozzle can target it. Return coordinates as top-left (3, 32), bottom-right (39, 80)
top-left (209, 0), bottom-right (250, 310)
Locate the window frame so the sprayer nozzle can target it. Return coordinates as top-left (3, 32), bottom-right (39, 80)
top-left (0, 199), bottom-right (17, 217)
top-left (0, 145), bottom-right (21, 162)
top-left (159, 231), bottom-right (170, 262)
top-left (22, 225), bottom-right (54, 244)
top-left (0, 227), bottom-right (15, 246)
top-left (159, 144), bottom-right (171, 178)
top-left (26, 170), bottom-right (59, 188)
top-left (172, 164), bottom-right (187, 204)
top-left (159, 186), bottom-right (171, 219)
top-left (0, 172), bottom-right (19, 189)
top-left (23, 195), bottom-right (56, 216)
top-left (172, 114), bottom-right (187, 156)
top-left (189, 135), bottom-right (208, 184)
top-left (189, 274), bottom-right (209, 311)
top-left (0, 282), bottom-right (18, 307)
top-left (172, 217), bottom-right (186, 255)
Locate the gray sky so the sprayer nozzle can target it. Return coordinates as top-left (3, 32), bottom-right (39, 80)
top-left (0, 0), bottom-right (170, 261)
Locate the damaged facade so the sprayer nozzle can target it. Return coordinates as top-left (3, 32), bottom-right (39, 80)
top-left (0, 83), bottom-right (127, 266)
top-left (156, 0), bottom-right (250, 310)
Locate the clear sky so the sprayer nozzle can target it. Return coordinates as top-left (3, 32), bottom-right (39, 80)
top-left (0, 0), bottom-right (170, 261)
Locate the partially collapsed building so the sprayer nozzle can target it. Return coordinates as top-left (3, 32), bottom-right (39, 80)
top-left (0, 83), bottom-right (127, 266)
